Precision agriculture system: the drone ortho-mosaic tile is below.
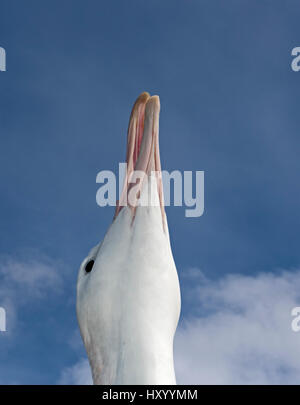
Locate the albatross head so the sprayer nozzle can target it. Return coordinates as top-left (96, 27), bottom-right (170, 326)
top-left (76, 93), bottom-right (181, 385)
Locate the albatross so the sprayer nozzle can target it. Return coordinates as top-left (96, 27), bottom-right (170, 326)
top-left (76, 92), bottom-right (181, 385)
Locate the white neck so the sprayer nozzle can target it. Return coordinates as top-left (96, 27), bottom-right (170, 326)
top-left (77, 204), bottom-right (180, 386)
top-left (90, 330), bottom-right (176, 385)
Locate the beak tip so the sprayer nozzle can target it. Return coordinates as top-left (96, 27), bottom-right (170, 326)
top-left (138, 91), bottom-right (151, 101)
top-left (146, 95), bottom-right (160, 113)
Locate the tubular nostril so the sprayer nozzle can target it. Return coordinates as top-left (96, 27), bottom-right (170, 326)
top-left (85, 260), bottom-right (94, 273)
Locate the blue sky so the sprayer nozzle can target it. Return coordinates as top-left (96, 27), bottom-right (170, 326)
top-left (1, 0), bottom-right (300, 384)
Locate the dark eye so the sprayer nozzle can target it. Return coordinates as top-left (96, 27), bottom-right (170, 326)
top-left (85, 260), bottom-right (94, 273)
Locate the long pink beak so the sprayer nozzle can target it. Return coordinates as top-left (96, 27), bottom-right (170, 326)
top-left (115, 92), bottom-right (165, 224)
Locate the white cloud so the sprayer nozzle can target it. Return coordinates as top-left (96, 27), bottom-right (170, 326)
top-left (59, 358), bottom-right (92, 385)
top-left (0, 254), bottom-right (64, 333)
top-left (0, 256), bottom-right (63, 297)
top-left (175, 268), bottom-right (300, 384)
